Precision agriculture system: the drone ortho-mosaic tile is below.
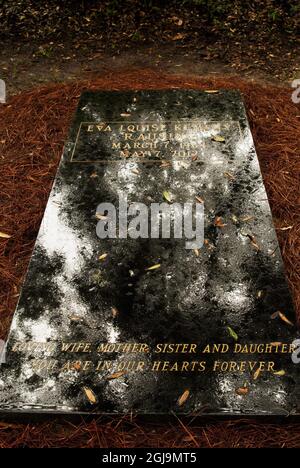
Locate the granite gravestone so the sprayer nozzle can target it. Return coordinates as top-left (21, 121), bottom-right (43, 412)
top-left (0, 89), bottom-right (299, 415)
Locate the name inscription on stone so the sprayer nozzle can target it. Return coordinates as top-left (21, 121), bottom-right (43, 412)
top-left (70, 120), bottom-right (241, 163)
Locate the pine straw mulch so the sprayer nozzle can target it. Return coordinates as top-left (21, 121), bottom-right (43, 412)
top-left (0, 70), bottom-right (299, 448)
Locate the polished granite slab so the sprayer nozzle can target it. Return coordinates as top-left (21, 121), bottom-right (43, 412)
top-left (0, 89), bottom-right (299, 415)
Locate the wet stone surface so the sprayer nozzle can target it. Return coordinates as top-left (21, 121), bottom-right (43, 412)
top-left (0, 89), bottom-right (299, 415)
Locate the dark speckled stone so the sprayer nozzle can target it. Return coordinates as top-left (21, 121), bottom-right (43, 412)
top-left (0, 90), bottom-right (299, 416)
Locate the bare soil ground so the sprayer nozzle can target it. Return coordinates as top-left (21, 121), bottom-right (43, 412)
top-left (0, 40), bottom-right (299, 98)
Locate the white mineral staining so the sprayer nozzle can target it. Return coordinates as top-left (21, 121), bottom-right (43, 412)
top-left (39, 186), bottom-right (93, 278)
top-left (104, 162), bottom-right (140, 195)
top-left (222, 284), bottom-right (253, 312)
top-left (181, 272), bottom-right (208, 306)
top-left (103, 352), bottom-right (154, 411)
top-left (36, 185), bottom-right (97, 338)
top-left (12, 316), bottom-right (54, 343)
top-left (20, 362), bottom-right (35, 380)
top-left (45, 378), bottom-right (56, 390)
top-left (30, 318), bottom-right (54, 342)
top-left (218, 374), bottom-right (236, 394)
top-left (80, 105), bottom-right (103, 121)
top-left (233, 127), bottom-right (253, 160)
top-left (271, 387), bottom-right (287, 406)
top-left (172, 160), bottom-right (191, 171)
top-left (9, 313), bottom-right (26, 340)
top-left (106, 323), bottom-right (120, 343)
top-left (213, 283), bottom-right (253, 321)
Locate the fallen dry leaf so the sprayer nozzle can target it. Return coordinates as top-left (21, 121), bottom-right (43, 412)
top-left (273, 370), bottom-right (286, 376)
top-left (227, 326), bottom-right (238, 341)
top-left (214, 216), bottom-right (227, 228)
top-left (277, 225), bottom-right (293, 231)
top-left (98, 253), bottom-right (108, 261)
top-left (83, 387), bottom-right (97, 404)
top-left (107, 371), bottom-right (126, 380)
top-left (224, 171), bottom-right (235, 180)
top-left (95, 213), bottom-right (108, 220)
top-left (240, 215), bottom-right (254, 222)
top-left (160, 161), bottom-right (171, 168)
top-left (69, 315), bottom-right (83, 322)
top-left (146, 264), bottom-right (161, 271)
top-left (177, 389), bottom-right (190, 406)
top-left (172, 33), bottom-right (185, 41)
top-left (163, 190), bottom-right (172, 203)
top-left (270, 311), bottom-right (280, 319)
top-left (212, 135), bottom-right (225, 143)
top-left (111, 307), bottom-right (119, 318)
top-left (278, 311), bottom-right (294, 326)
top-left (236, 386), bottom-right (249, 396)
top-left (247, 234), bottom-right (260, 251)
top-left (0, 232), bottom-right (11, 239)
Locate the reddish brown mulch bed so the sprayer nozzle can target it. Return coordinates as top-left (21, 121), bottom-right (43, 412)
top-left (0, 70), bottom-right (299, 447)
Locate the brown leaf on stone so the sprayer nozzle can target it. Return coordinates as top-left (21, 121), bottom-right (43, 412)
top-left (273, 369), bottom-right (286, 376)
top-left (111, 307), bottom-right (119, 318)
top-left (214, 216), bottom-right (227, 228)
top-left (160, 161), bottom-right (171, 168)
top-left (146, 264), bottom-right (161, 271)
top-left (224, 171), bottom-right (235, 180)
top-left (177, 389), bottom-right (190, 406)
top-left (270, 311), bottom-right (280, 320)
top-left (236, 386), bottom-right (249, 396)
top-left (247, 234), bottom-right (260, 251)
top-left (278, 311), bottom-right (294, 326)
top-left (98, 253), bottom-right (108, 261)
top-left (212, 135), bottom-right (225, 143)
top-left (172, 33), bottom-right (185, 41)
top-left (240, 215), bottom-right (254, 222)
top-left (69, 315), bottom-right (83, 322)
top-left (83, 387), bottom-right (97, 404)
top-left (73, 362), bottom-right (81, 371)
top-left (107, 371), bottom-right (126, 380)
